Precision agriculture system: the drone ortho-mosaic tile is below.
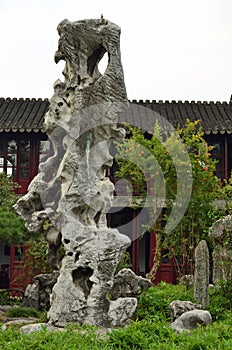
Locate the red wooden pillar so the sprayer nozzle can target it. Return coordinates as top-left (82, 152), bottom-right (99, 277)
top-left (131, 211), bottom-right (140, 275)
top-left (10, 245), bottom-right (31, 290)
top-left (149, 230), bottom-right (156, 272)
top-left (31, 137), bottom-right (41, 179)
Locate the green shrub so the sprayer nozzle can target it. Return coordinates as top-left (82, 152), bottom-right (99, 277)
top-left (207, 280), bottom-right (232, 321)
top-left (135, 281), bottom-right (194, 320)
top-left (0, 290), bottom-right (23, 306)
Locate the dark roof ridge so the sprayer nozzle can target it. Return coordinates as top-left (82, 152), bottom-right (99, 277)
top-left (128, 99), bottom-right (229, 105)
top-left (0, 97), bottom-right (49, 102)
top-left (0, 97), bottom-right (232, 135)
top-left (2, 98), bottom-right (229, 104)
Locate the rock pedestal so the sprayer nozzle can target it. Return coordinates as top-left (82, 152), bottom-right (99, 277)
top-left (14, 18), bottom-right (149, 327)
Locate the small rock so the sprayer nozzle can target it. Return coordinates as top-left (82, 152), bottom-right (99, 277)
top-left (23, 281), bottom-right (39, 310)
top-left (23, 271), bottom-right (59, 311)
top-left (20, 323), bottom-right (65, 334)
top-left (108, 297), bottom-right (137, 327)
top-left (169, 300), bottom-right (202, 321)
top-left (2, 318), bottom-right (38, 331)
top-left (171, 310), bottom-right (212, 333)
top-left (111, 268), bottom-right (152, 300)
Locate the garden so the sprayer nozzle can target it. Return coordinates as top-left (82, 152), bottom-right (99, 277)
top-left (0, 120), bottom-right (232, 348)
top-left (0, 281), bottom-right (232, 349)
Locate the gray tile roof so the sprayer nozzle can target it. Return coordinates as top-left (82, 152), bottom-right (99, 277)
top-left (0, 97), bottom-right (232, 134)
top-left (0, 97), bottom-right (49, 133)
top-left (129, 100), bottom-right (232, 135)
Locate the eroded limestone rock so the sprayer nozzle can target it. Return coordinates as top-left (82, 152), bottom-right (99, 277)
top-left (23, 272), bottom-right (59, 311)
top-left (20, 323), bottom-right (65, 334)
top-left (14, 18), bottom-right (142, 327)
top-left (209, 215), bottom-right (232, 283)
top-left (169, 300), bottom-right (202, 322)
top-left (111, 268), bottom-right (152, 300)
top-left (171, 310), bottom-right (212, 333)
top-left (2, 319), bottom-right (39, 332)
top-left (23, 280), bottom-right (39, 310)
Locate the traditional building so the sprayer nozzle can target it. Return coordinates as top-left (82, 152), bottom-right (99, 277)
top-left (1, 96), bottom-right (232, 288)
top-left (0, 98), bottom-right (49, 289)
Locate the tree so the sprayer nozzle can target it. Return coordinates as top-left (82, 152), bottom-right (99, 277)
top-left (115, 120), bottom-right (222, 281)
top-left (0, 172), bottom-right (27, 244)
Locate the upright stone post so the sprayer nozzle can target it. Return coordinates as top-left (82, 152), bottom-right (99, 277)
top-left (194, 240), bottom-right (210, 308)
top-left (14, 18), bottom-right (140, 327)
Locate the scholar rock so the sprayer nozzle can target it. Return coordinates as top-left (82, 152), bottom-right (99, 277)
top-left (14, 18), bottom-right (143, 327)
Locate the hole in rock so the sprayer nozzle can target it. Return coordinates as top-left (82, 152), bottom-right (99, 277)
top-left (87, 45), bottom-right (107, 77)
top-left (64, 239), bottom-right (70, 244)
top-left (55, 59), bottom-right (65, 83)
top-left (94, 211), bottom-right (101, 225)
top-left (98, 51), bottom-right (109, 75)
top-left (72, 267), bottom-right (93, 298)
top-left (67, 252), bottom-right (73, 256)
top-left (75, 252), bottom-right (80, 262)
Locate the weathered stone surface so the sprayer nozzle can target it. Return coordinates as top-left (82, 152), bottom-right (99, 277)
top-left (111, 268), bottom-right (152, 300)
top-left (209, 215), bottom-right (232, 240)
top-left (47, 226), bottom-right (131, 327)
top-left (14, 18), bottom-right (141, 327)
top-left (107, 297), bottom-right (137, 327)
top-left (2, 318), bottom-right (38, 331)
top-left (169, 300), bottom-right (202, 322)
top-left (20, 323), bottom-right (65, 334)
top-left (209, 215), bottom-right (232, 283)
top-left (20, 322), bottom-right (112, 336)
top-left (171, 310), bottom-right (212, 333)
top-left (194, 240), bottom-right (210, 308)
top-left (23, 272), bottom-right (59, 311)
top-left (23, 281), bottom-right (40, 310)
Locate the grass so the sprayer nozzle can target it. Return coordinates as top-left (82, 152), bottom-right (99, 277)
top-left (0, 282), bottom-right (232, 349)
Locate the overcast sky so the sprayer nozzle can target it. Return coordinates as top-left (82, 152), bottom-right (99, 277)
top-left (0, 0), bottom-right (232, 102)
